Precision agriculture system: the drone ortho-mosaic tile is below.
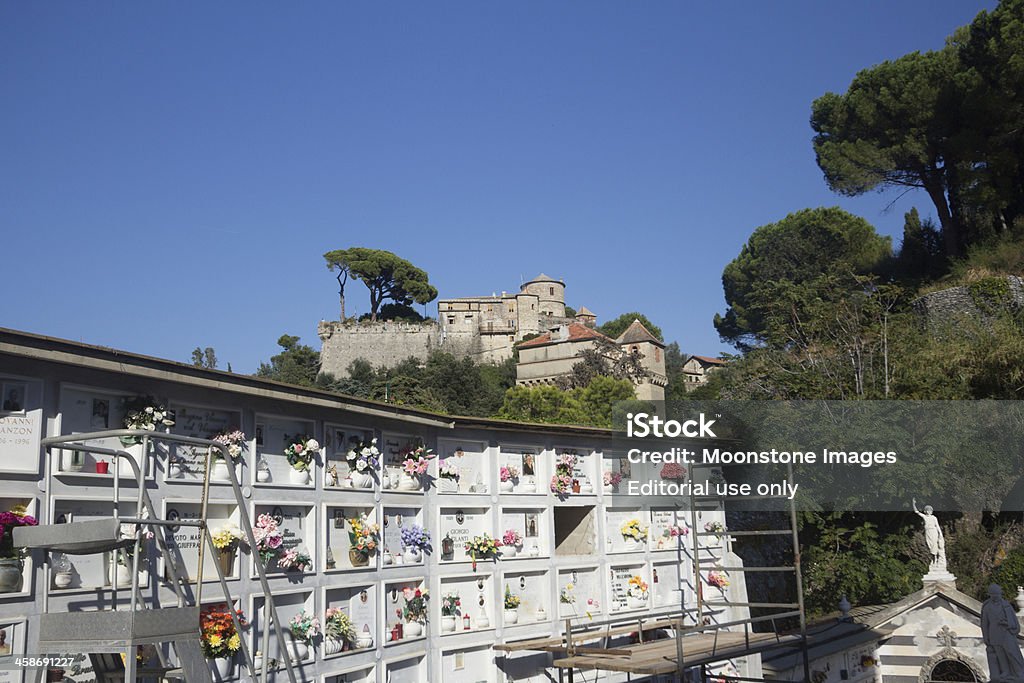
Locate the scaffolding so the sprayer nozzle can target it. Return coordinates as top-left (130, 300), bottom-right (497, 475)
top-left (495, 463), bottom-right (811, 682)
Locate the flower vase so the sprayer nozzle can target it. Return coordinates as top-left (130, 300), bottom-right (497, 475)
top-left (216, 547), bottom-right (235, 577)
top-left (54, 571), bottom-right (73, 589)
top-left (527, 543), bottom-right (540, 557)
top-left (441, 616), bottom-right (457, 633)
top-left (623, 537), bottom-right (644, 552)
top-left (349, 549), bottom-right (370, 568)
top-left (503, 609), bottom-right (519, 625)
top-left (211, 656), bottom-right (232, 679)
top-left (323, 637), bottom-right (344, 656)
top-left (499, 480), bottom-right (514, 493)
top-left (256, 467), bottom-right (271, 483)
top-left (109, 562), bottom-right (132, 588)
top-left (287, 639), bottom-right (309, 662)
top-left (403, 547), bottom-right (422, 564)
top-left (398, 473), bottom-right (420, 491)
top-left (0, 558), bottom-right (23, 593)
top-left (603, 484), bottom-right (614, 494)
top-left (355, 632), bottom-right (373, 649)
top-left (437, 477), bottom-right (458, 493)
top-left (382, 549), bottom-right (393, 565)
top-left (403, 621), bottom-right (423, 638)
top-left (536, 606), bottom-right (547, 621)
top-left (210, 459), bottom-right (231, 482)
top-left (503, 545), bottom-right (517, 558)
top-left (351, 472), bottom-right (374, 489)
top-left (289, 467), bottom-right (311, 485)
top-left (477, 609), bottom-right (490, 628)
top-left (124, 442), bottom-right (147, 477)
top-left (627, 596), bottom-right (648, 610)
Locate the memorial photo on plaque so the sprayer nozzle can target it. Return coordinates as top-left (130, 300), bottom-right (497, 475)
top-left (91, 398), bottom-right (109, 428)
top-left (0, 382), bottom-right (26, 413)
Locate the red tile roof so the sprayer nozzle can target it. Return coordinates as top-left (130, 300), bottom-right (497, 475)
top-left (690, 355), bottom-right (726, 366)
top-left (516, 323), bottom-right (613, 349)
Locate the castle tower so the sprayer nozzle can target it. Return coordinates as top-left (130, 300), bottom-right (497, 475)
top-left (520, 273), bottom-right (565, 318)
top-left (575, 306), bottom-right (597, 327)
top-left (615, 319), bottom-right (667, 402)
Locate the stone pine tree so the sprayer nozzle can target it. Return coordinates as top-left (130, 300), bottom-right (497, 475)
top-left (323, 248), bottom-right (438, 322)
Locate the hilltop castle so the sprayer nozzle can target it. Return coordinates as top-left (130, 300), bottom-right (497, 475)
top-left (318, 273), bottom-right (666, 399)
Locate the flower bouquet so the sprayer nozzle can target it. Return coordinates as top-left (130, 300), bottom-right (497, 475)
top-left (345, 438), bottom-right (379, 488)
top-left (211, 524), bottom-right (246, 576)
top-left (324, 607), bottom-right (355, 654)
top-left (210, 429), bottom-right (246, 460)
top-left (278, 548), bottom-right (312, 572)
top-left (347, 514), bottom-right (380, 567)
top-left (252, 513), bottom-right (284, 566)
top-left (400, 587), bottom-right (429, 637)
top-left (502, 529), bottom-right (523, 557)
top-left (0, 508), bottom-right (36, 593)
top-left (440, 592), bottom-right (461, 632)
top-left (284, 435), bottom-right (320, 485)
top-left (625, 575), bottom-right (649, 608)
top-left (550, 453), bottom-right (577, 496)
top-left (503, 585), bottom-right (521, 624)
top-left (400, 525), bottom-right (431, 563)
top-left (288, 610), bottom-right (321, 661)
top-left (603, 470), bottom-right (623, 493)
top-left (464, 534), bottom-right (502, 570)
top-left (619, 519), bottom-right (649, 550)
top-left (659, 524), bottom-right (689, 548)
top-left (660, 462), bottom-right (687, 481)
top-left (707, 570), bottom-right (730, 589)
top-left (121, 397), bottom-right (175, 445)
top-left (437, 458), bottom-right (460, 493)
top-left (559, 582), bottom-right (598, 619)
top-left (399, 445), bottom-right (434, 490)
top-left (200, 604), bottom-right (245, 663)
top-left (499, 465), bottom-right (519, 492)
top-left (704, 520), bottom-right (726, 537)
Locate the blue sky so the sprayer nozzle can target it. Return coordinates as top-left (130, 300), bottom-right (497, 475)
top-left (1, 2), bottom-right (995, 373)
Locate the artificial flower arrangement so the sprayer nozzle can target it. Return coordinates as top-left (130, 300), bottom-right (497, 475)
top-left (502, 529), bottom-right (523, 548)
top-left (401, 586), bottom-right (429, 623)
top-left (503, 585), bottom-right (521, 610)
top-left (200, 604), bottom-right (245, 659)
top-left (211, 524), bottom-right (246, 551)
top-left (704, 520), bottom-right (726, 536)
top-left (559, 582), bottom-right (598, 619)
top-left (278, 548), bottom-right (312, 572)
top-left (284, 435), bottom-right (320, 472)
top-left (210, 429), bottom-right (246, 460)
top-left (660, 462), bottom-right (687, 481)
top-left (626, 575), bottom-right (649, 601)
top-left (499, 465), bottom-right (519, 483)
top-left (620, 519), bottom-right (649, 542)
top-left (464, 534), bottom-right (502, 570)
top-left (400, 445), bottom-right (435, 476)
top-left (438, 459), bottom-right (460, 480)
top-left (440, 592), bottom-right (461, 617)
top-left (121, 397), bottom-right (175, 444)
top-left (289, 610), bottom-right (322, 645)
top-left (550, 452), bottom-right (577, 495)
top-left (252, 513), bottom-right (284, 565)
top-left (662, 524), bottom-right (689, 540)
top-left (707, 570), bottom-right (730, 589)
top-left (345, 438), bottom-right (380, 473)
top-left (603, 471), bottom-right (623, 488)
top-left (0, 507), bottom-right (37, 559)
top-left (400, 525), bottom-right (431, 552)
top-left (347, 514), bottom-right (380, 556)
top-left (324, 607), bottom-right (355, 643)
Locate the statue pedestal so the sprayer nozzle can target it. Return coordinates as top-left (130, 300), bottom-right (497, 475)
top-left (923, 566), bottom-right (957, 591)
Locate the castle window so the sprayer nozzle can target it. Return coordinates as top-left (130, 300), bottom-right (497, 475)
top-left (549, 287), bottom-right (554, 296)
top-left (509, 336), bottom-right (514, 342)
top-left (655, 348), bottom-right (661, 362)
top-left (447, 316), bottom-right (455, 325)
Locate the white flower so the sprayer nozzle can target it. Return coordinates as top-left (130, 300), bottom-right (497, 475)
top-left (306, 439), bottom-right (320, 452)
top-left (356, 459), bottom-right (368, 472)
top-left (145, 423), bottom-right (156, 431)
top-left (361, 447), bottom-right (371, 456)
top-left (347, 449), bottom-right (357, 459)
top-left (153, 411), bottom-right (164, 421)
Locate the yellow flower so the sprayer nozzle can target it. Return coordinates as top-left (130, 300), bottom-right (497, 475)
top-left (227, 634), bottom-right (241, 651)
top-left (208, 634), bottom-right (223, 648)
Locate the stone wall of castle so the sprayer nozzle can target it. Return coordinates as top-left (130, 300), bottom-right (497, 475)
top-left (912, 275), bottom-right (1024, 329)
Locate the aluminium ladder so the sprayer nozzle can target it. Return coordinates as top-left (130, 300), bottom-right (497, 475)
top-left (15, 429), bottom-right (301, 683)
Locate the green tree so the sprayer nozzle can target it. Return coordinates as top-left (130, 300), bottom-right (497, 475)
top-left (598, 313), bottom-right (663, 341)
top-left (714, 207), bottom-right (892, 348)
top-left (255, 335), bottom-right (321, 387)
top-left (811, 49), bottom-right (967, 256)
top-left (894, 208), bottom-right (946, 283)
top-left (190, 347), bottom-right (218, 369)
top-left (575, 376), bottom-right (636, 427)
top-left (496, 385), bottom-right (587, 425)
top-left (324, 248), bottom-right (438, 322)
top-left (663, 342), bottom-right (689, 401)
